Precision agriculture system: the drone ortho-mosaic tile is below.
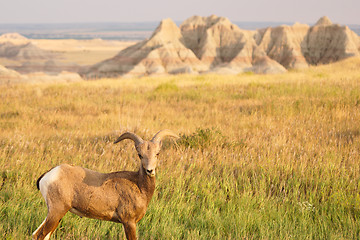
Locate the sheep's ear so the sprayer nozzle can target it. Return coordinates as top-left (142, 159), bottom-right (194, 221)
top-left (114, 132), bottom-right (144, 146)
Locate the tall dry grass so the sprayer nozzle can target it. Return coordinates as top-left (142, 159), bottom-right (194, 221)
top-left (1, 57), bottom-right (360, 239)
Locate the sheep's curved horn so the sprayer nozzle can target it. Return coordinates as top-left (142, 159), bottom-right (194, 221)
top-left (151, 129), bottom-right (179, 143)
top-left (114, 132), bottom-right (144, 146)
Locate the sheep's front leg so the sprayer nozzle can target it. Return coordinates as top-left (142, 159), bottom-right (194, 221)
top-left (123, 221), bottom-right (137, 240)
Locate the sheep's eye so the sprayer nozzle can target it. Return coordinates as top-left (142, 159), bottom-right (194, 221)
top-left (156, 153), bottom-right (160, 156)
top-left (138, 154), bottom-right (142, 159)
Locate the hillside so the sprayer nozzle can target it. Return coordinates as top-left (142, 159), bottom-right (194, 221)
top-left (82, 15), bottom-right (360, 78)
top-left (0, 34), bottom-right (55, 61)
top-left (0, 33), bottom-right (133, 75)
top-left (0, 64), bottom-right (23, 84)
top-left (0, 63), bottom-right (82, 85)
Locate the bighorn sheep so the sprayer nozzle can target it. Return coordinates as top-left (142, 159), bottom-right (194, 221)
top-left (32, 130), bottom-right (178, 240)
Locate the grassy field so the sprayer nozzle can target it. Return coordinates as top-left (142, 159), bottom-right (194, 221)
top-left (1, 58), bottom-right (360, 239)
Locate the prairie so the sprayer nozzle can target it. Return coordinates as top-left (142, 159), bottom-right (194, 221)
top-left (0, 38), bottom-right (134, 71)
top-left (1, 57), bottom-right (360, 239)
top-left (32, 39), bottom-right (135, 65)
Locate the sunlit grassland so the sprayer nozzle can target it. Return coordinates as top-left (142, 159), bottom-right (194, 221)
top-left (1, 58), bottom-right (360, 239)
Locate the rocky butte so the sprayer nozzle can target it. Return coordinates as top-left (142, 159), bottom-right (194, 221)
top-left (82, 15), bottom-right (360, 78)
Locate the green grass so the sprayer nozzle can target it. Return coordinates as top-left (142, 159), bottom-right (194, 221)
top-left (1, 58), bottom-right (360, 239)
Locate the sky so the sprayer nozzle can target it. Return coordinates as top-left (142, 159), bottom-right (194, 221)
top-left (0, 0), bottom-right (359, 25)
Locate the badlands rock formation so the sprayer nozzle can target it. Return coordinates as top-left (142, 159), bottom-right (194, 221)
top-left (0, 33), bottom-right (29, 42)
top-left (0, 33), bottom-right (82, 74)
top-left (0, 63), bottom-right (82, 85)
top-left (82, 15), bottom-right (360, 78)
top-left (0, 64), bottom-right (23, 84)
top-left (256, 16), bottom-right (360, 69)
top-left (303, 17), bottom-right (360, 65)
top-left (0, 34), bottom-right (54, 60)
top-left (84, 19), bottom-right (207, 78)
top-left (180, 15), bottom-right (286, 74)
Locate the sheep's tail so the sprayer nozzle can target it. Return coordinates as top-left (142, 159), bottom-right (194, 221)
top-left (36, 168), bottom-right (52, 190)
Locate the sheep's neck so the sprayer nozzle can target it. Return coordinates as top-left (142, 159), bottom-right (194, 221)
top-left (138, 166), bottom-right (156, 204)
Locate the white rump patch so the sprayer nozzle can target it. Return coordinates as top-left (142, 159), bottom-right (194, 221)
top-left (39, 166), bottom-right (61, 201)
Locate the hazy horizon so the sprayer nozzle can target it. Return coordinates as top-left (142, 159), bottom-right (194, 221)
top-left (1, 0), bottom-right (359, 25)
top-left (1, 20), bottom-right (358, 41)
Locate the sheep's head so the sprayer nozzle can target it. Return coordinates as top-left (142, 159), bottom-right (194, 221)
top-left (114, 130), bottom-right (178, 177)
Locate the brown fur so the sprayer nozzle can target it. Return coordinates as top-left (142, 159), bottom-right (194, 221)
top-left (32, 130), bottom-right (178, 240)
